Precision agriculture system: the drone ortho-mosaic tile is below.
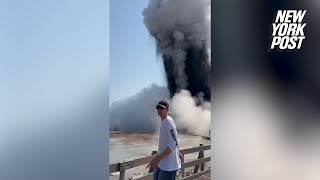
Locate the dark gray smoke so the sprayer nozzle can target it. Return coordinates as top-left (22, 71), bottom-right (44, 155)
top-left (163, 47), bottom-right (210, 101)
top-left (142, 0), bottom-right (211, 101)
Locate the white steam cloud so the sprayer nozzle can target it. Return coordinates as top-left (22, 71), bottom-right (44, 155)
top-left (171, 90), bottom-right (211, 136)
top-left (110, 86), bottom-right (210, 136)
top-left (110, 84), bottom-right (170, 133)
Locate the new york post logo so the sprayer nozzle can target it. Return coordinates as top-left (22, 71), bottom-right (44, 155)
top-left (269, 10), bottom-right (307, 51)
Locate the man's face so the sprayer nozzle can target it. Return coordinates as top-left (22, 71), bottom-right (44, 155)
top-left (156, 106), bottom-right (168, 116)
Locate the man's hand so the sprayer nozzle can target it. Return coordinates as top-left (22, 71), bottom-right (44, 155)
top-left (146, 157), bottom-right (160, 171)
top-left (179, 152), bottom-right (184, 163)
top-left (146, 147), bottom-right (172, 171)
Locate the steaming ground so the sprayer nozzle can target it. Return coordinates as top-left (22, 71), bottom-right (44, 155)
top-left (110, 84), bottom-right (211, 136)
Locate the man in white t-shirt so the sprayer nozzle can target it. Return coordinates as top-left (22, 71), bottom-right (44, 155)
top-left (147, 101), bottom-right (183, 180)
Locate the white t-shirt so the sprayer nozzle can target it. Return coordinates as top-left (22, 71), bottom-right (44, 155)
top-left (157, 116), bottom-right (181, 171)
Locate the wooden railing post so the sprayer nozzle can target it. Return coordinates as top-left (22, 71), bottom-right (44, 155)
top-left (181, 154), bottom-right (185, 178)
top-left (193, 144), bottom-right (204, 174)
top-left (148, 151), bottom-right (157, 173)
top-left (199, 144), bottom-right (205, 171)
top-left (119, 170), bottom-right (125, 180)
top-left (119, 160), bottom-right (134, 180)
top-left (200, 150), bottom-right (205, 171)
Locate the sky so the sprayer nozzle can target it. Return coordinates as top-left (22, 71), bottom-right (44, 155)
top-left (109, 0), bottom-right (166, 104)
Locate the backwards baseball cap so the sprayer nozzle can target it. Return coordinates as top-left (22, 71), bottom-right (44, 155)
top-left (156, 100), bottom-right (169, 109)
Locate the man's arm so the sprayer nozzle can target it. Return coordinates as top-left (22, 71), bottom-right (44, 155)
top-left (156, 146), bottom-right (184, 163)
top-left (157, 147), bottom-right (172, 161)
top-left (146, 147), bottom-right (172, 170)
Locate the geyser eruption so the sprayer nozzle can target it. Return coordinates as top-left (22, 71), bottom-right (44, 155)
top-left (163, 47), bottom-right (210, 101)
top-left (109, 0), bottom-right (211, 136)
top-left (142, 0), bottom-right (211, 101)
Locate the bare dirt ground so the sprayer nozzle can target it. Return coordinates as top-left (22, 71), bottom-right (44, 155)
top-left (109, 133), bottom-right (154, 141)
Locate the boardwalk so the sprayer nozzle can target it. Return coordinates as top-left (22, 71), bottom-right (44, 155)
top-left (109, 144), bottom-right (211, 180)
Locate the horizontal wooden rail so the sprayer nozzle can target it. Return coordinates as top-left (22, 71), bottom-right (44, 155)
top-left (110, 144), bottom-right (211, 180)
top-left (110, 145), bottom-right (210, 173)
top-left (180, 145), bottom-right (210, 155)
top-left (110, 154), bottom-right (157, 173)
top-left (181, 157), bottom-right (211, 169)
top-left (132, 157), bottom-right (210, 180)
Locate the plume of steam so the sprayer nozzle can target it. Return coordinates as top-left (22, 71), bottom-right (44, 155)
top-left (110, 84), bottom-right (170, 133)
top-left (142, 0), bottom-right (211, 99)
top-left (110, 85), bottom-right (211, 136)
top-left (171, 90), bottom-right (210, 136)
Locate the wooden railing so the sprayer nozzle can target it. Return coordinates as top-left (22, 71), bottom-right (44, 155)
top-left (109, 144), bottom-right (211, 180)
